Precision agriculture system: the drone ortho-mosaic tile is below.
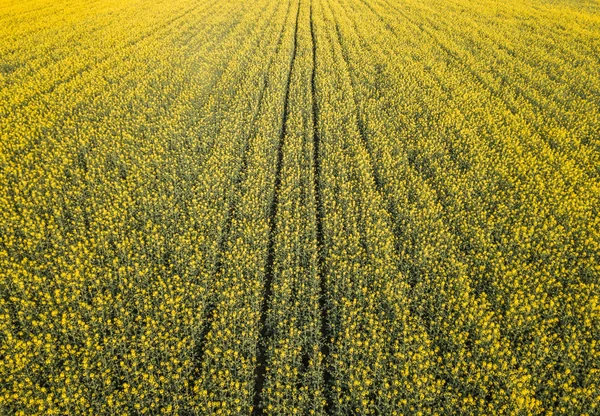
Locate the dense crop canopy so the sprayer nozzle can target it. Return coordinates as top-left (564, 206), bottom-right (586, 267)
top-left (1, 0), bottom-right (599, 414)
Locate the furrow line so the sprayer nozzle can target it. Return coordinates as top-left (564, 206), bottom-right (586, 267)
top-left (309, 1), bottom-right (331, 413)
top-left (191, 0), bottom-right (291, 373)
top-left (252, 0), bottom-right (301, 413)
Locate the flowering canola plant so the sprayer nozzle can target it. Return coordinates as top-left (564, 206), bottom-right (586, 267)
top-left (1, 0), bottom-right (598, 414)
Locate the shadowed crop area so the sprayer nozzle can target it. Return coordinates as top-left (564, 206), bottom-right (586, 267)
top-left (1, 0), bottom-right (599, 414)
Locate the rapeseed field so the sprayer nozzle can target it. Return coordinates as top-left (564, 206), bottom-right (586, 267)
top-left (1, 0), bottom-right (599, 414)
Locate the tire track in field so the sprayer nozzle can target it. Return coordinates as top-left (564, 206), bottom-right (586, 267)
top-left (189, 0), bottom-right (291, 375)
top-left (252, 0), bottom-right (301, 413)
top-left (309, 0), bottom-right (332, 413)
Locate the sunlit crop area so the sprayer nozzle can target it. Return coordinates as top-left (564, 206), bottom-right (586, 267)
top-left (1, 0), bottom-right (599, 414)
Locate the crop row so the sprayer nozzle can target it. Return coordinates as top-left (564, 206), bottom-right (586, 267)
top-left (2, 0), bottom-right (598, 414)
